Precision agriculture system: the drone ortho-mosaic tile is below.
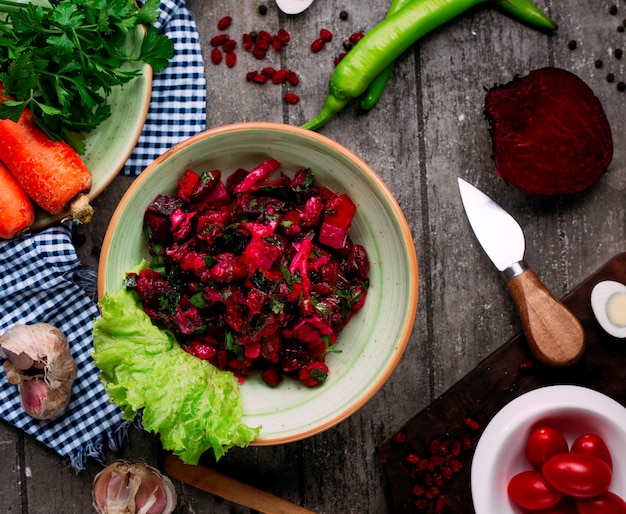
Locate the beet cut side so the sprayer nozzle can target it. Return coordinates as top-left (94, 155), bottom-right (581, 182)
top-left (485, 67), bottom-right (613, 196)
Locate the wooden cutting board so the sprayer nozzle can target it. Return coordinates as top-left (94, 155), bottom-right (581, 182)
top-left (378, 252), bottom-right (626, 514)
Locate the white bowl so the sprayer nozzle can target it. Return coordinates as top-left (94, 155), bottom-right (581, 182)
top-left (471, 385), bottom-right (626, 513)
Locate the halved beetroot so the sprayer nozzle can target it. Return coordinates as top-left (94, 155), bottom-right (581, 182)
top-left (485, 67), bottom-right (613, 196)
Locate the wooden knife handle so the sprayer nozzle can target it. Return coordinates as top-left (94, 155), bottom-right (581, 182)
top-left (163, 455), bottom-right (317, 514)
top-left (506, 269), bottom-right (585, 367)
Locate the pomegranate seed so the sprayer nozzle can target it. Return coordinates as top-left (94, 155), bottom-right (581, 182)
top-left (252, 46), bottom-right (267, 60)
top-left (225, 50), bottom-right (237, 68)
top-left (246, 70), bottom-right (259, 81)
top-left (405, 453), bottom-right (420, 465)
top-left (277, 28), bottom-right (291, 44)
top-left (320, 28), bottom-right (333, 42)
top-left (310, 37), bottom-right (326, 53)
top-left (392, 431), bottom-right (407, 444)
top-left (223, 38), bottom-right (237, 52)
top-left (210, 33), bottom-right (230, 46)
top-left (450, 459), bottom-right (463, 473)
top-left (518, 360), bottom-right (535, 373)
top-left (217, 16), bottom-right (232, 30)
top-left (414, 499), bottom-right (428, 510)
top-left (272, 69), bottom-right (288, 84)
top-left (255, 38), bottom-right (270, 50)
top-left (253, 73), bottom-right (269, 84)
top-left (349, 32), bottom-right (364, 45)
top-left (451, 440), bottom-right (461, 456)
top-left (258, 29), bottom-right (272, 41)
top-left (210, 47), bottom-right (223, 65)
top-left (242, 33), bottom-right (253, 50)
top-left (434, 495), bottom-right (449, 514)
top-left (284, 93), bottom-right (300, 104)
top-left (334, 52), bottom-right (346, 66)
top-left (286, 70), bottom-right (299, 86)
top-left (463, 433), bottom-right (473, 450)
top-left (271, 36), bottom-right (283, 52)
top-left (261, 67), bottom-right (276, 77)
top-left (463, 418), bottom-right (480, 431)
top-left (425, 486), bottom-right (440, 499)
top-left (412, 484), bottom-right (425, 497)
top-left (440, 465), bottom-right (453, 480)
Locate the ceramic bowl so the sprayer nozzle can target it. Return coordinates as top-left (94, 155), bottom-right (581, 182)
top-left (471, 385), bottom-right (626, 513)
top-left (98, 121), bottom-right (419, 444)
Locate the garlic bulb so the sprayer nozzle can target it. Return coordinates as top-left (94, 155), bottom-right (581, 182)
top-left (92, 460), bottom-right (177, 514)
top-left (0, 323), bottom-right (77, 420)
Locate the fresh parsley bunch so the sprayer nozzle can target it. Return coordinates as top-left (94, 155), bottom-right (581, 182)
top-left (0, 0), bottom-right (174, 153)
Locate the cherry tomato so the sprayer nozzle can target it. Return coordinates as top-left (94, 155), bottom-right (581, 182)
top-left (526, 426), bottom-right (569, 470)
top-left (521, 497), bottom-right (578, 514)
top-left (571, 433), bottom-right (613, 470)
top-left (507, 470), bottom-right (563, 510)
top-left (543, 452), bottom-right (612, 498)
top-left (576, 491), bottom-right (626, 514)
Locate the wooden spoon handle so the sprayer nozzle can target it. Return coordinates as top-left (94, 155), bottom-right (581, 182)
top-left (506, 269), bottom-right (585, 367)
top-left (163, 455), bottom-right (317, 514)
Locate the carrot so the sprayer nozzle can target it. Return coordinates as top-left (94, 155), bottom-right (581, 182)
top-left (0, 93), bottom-right (93, 224)
top-left (0, 161), bottom-right (35, 239)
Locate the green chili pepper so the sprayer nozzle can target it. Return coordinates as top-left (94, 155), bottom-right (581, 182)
top-left (301, 0), bottom-right (557, 131)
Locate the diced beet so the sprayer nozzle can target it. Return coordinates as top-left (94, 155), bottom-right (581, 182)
top-left (323, 194), bottom-right (356, 229)
top-left (177, 170), bottom-right (201, 202)
top-left (233, 159), bottom-right (281, 193)
top-left (319, 222), bottom-right (349, 249)
top-left (300, 196), bottom-right (324, 227)
top-left (191, 169), bottom-right (221, 201)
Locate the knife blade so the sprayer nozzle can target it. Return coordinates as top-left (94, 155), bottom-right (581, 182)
top-left (163, 455), bottom-right (317, 514)
top-left (458, 178), bottom-right (585, 367)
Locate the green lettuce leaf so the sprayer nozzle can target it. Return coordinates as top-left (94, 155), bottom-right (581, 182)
top-left (92, 284), bottom-right (261, 463)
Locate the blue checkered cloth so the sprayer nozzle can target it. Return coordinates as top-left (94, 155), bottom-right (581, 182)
top-left (0, 0), bottom-right (206, 472)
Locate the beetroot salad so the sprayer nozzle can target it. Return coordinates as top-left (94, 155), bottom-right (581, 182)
top-left (126, 159), bottom-right (370, 387)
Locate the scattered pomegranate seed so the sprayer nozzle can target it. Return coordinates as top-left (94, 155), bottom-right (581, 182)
top-left (320, 28), bottom-right (333, 42)
top-left (286, 70), bottom-right (299, 86)
top-left (272, 69), bottom-right (288, 84)
top-left (284, 93), bottom-right (300, 104)
top-left (225, 51), bottom-right (237, 68)
top-left (271, 36), bottom-right (283, 52)
top-left (217, 16), bottom-right (232, 30)
top-left (255, 37), bottom-right (270, 50)
top-left (210, 47), bottom-right (223, 65)
top-left (463, 417), bottom-right (480, 431)
top-left (518, 360), bottom-right (535, 373)
top-left (334, 52), bottom-right (346, 66)
top-left (222, 39), bottom-right (237, 52)
top-left (210, 33), bottom-right (230, 47)
top-left (392, 431), bottom-right (407, 444)
top-left (349, 32), bottom-right (364, 45)
top-left (261, 67), bottom-right (276, 77)
top-left (310, 38), bottom-right (326, 53)
top-left (246, 70), bottom-right (258, 81)
top-left (277, 28), bottom-right (291, 44)
top-left (242, 33), bottom-right (253, 50)
top-left (252, 73), bottom-right (269, 84)
top-left (258, 29), bottom-right (273, 41)
top-left (252, 46), bottom-right (267, 60)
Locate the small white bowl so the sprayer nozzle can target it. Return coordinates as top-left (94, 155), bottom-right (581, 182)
top-left (471, 385), bottom-right (626, 514)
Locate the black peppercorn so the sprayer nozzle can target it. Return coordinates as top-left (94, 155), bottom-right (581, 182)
top-left (568, 40), bottom-right (577, 50)
top-left (619, 25), bottom-right (625, 32)
top-left (618, 82), bottom-right (626, 92)
top-left (615, 48), bottom-right (623, 58)
top-left (610, 4), bottom-right (618, 15)
top-left (339, 10), bottom-right (348, 20)
top-left (607, 72), bottom-right (615, 83)
top-left (595, 59), bottom-right (604, 68)
top-left (343, 39), bottom-right (353, 51)
top-left (258, 4), bottom-right (267, 15)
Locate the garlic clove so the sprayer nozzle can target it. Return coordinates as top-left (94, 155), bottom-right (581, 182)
top-left (0, 323), bottom-right (77, 420)
top-left (93, 460), bottom-right (177, 514)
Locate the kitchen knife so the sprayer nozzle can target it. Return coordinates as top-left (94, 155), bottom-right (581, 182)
top-left (457, 178), bottom-right (585, 367)
top-left (163, 455), bottom-right (317, 514)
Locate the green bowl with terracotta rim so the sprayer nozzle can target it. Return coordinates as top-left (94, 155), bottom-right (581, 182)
top-left (99, 122), bottom-right (418, 445)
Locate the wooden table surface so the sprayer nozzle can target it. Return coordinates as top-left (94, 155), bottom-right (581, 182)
top-left (2, 0), bottom-right (625, 513)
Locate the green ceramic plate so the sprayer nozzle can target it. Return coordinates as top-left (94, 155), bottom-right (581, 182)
top-left (99, 122), bottom-right (419, 445)
top-left (14, 0), bottom-right (153, 231)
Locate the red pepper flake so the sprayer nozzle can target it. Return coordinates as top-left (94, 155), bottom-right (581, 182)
top-left (284, 93), bottom-right (300, 104)
top-left (217, 16), bottom-right (232, 30)
top-left (210, 47), bottom-right (223, 65)
top-left (320, 28), bottom-right (333, 42)
top-left (310, 37), bottom-right (326, 53)
top-left (210, 33), bottom-right (230, 47)
top-left (225, 50), bottom-right (237, 68)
